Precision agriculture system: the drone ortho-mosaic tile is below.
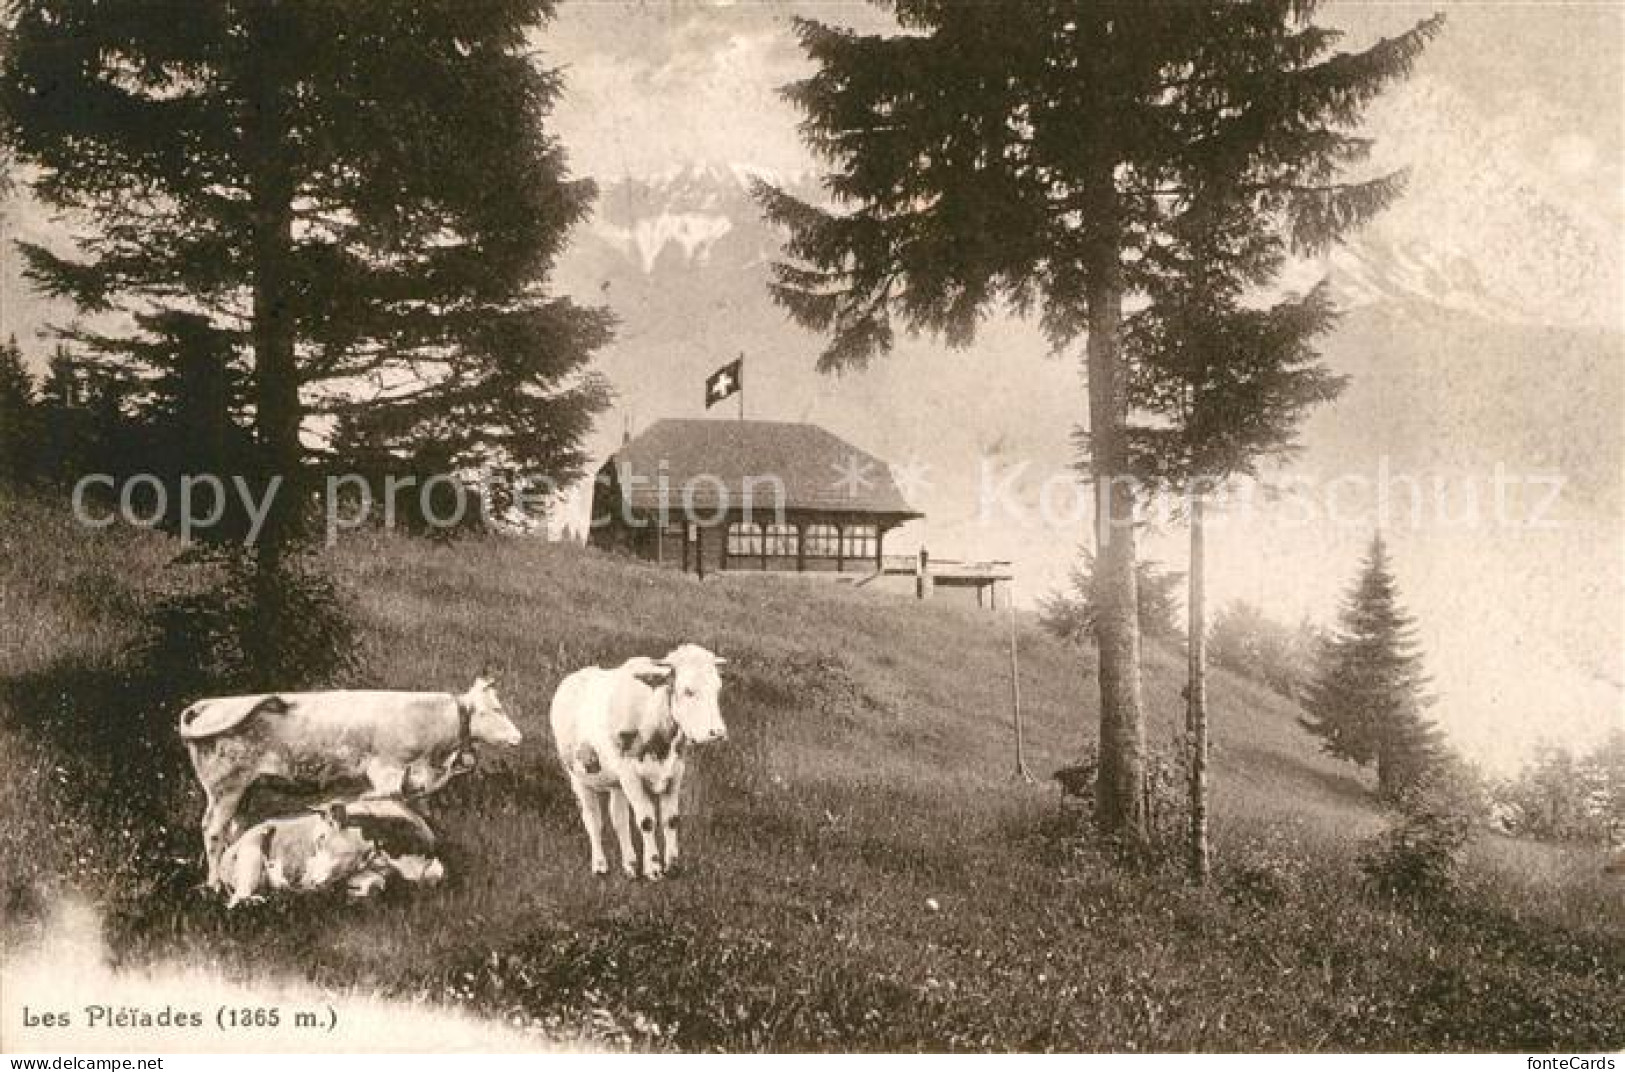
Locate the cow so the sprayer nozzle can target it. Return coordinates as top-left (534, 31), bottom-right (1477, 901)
top-left (179, 675), bottom-right (520, 887)
top-left (338, 797), bottom-right (447, 891)
top-left (217, 804), bottom-right (382, 908)
top-left (549, 645), bottom-right (727, 880)
top-left (218, 799), bottom-right (446, 908)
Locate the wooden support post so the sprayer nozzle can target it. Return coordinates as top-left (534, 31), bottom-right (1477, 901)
top-left (1010, 581), bottom-right (1034, 782)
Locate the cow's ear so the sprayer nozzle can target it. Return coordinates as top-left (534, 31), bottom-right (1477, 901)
top-left (711, 656), bottom-right (727, 667)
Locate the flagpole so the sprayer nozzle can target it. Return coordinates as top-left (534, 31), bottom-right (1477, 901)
top-left (737, 351), bottom-right (745, 421)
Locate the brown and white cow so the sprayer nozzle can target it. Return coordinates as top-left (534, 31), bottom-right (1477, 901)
top-left (217, 804), bottom-right (382, 908)
top-left (549, 646), bottom-right (727, 880)
top-left (218, 799), bottom-right (447, 908)
top-left (179, 676), bottom-right (520, 887)
top-left (337, 797), bottom-right (448, 892)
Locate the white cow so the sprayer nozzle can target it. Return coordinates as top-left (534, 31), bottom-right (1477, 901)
top-left (549, 645), bottom-right (727, 880)
top-left (179, 676), bottom-right (521, 887)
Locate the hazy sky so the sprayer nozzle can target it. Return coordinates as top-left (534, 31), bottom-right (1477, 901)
top-left (545, 0), bottom-right (1624, 258)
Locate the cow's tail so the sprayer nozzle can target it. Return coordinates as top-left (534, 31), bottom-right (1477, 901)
top-left (177, 703), bottom-right (209, 739)
top-left (178, 695), bottom-right (289, 741)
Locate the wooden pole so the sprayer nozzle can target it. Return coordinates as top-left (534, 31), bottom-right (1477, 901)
top-left (1010, 581), bottom-right (1035, 782)
top-left (1187, 495), bottom-right (1211, 884)
top-left (737, 351), bottom-right (745, 421)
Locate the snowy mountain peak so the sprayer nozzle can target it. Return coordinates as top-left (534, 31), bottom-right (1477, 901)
top-left (584, 161), bottom-right (816, 274)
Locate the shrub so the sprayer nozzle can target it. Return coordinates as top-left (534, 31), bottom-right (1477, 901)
top-left (1219, 835), bottom-right (1307, 910)
top-left (1207, 600), bottom-right (1320, 700)
top-left (1052, 742), bottom-right (1188, 862)
top-left (1360, 754), bottom-right (1486, 903)
top-left (1491, 739), bottom-right (1621, 845)
top-left (136, 543), bottom-right (362, 697)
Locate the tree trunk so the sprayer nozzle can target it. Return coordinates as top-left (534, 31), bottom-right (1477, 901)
top-left (1084, 228), bottom-right (1147, 846)
top-left (1187, 495), bottom-right (1210, 884)
top-left (244, 0), bottom-right (301, 567)
top-left (241, 0), bottom-right (301, 685)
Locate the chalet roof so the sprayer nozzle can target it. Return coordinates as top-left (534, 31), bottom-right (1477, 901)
top-left (601, 418), bottom-right (922, 519)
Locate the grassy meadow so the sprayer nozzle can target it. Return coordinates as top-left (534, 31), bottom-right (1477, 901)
top-left (1, 490), bottom-right (1621, 1051)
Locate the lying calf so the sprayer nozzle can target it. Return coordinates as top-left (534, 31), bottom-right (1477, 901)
top-left (219, 800), bottom-right (444, 907)
top-left (219, 804), bottom-right (379, 907)
top-left (336, 798), bottom-right (446, 894)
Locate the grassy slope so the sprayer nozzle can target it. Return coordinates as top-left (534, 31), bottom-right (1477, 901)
top-left (2, 493), bottom-right (1621, 1052)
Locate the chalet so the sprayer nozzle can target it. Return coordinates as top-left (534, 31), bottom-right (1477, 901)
top-left (588, 418), bottom-right (921, 576)
top-left (588, 417), bottom-right (1013, 609)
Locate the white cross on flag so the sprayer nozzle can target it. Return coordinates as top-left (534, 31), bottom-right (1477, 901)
top-left (705, 357), bottom-right (742, 409)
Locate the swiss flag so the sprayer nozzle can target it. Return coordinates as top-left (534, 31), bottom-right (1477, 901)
top-left (705, 357), bottom-right (742, 409)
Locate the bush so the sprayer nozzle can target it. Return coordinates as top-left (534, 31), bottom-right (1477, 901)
top-left (1220, 835), bottom-right (1306, 910)
top-left (1052, 742), bottom-right (1188, 862)
top-left (1491, 739), bottom-right (1622, 846)
top-left (1360, 755), bottom-right (1486, 903)
top-left (1207, 600), bottom-right (1320, 700)
top-left (137, 543), bottom-right (362, 696)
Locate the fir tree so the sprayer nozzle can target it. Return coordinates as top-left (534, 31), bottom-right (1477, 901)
top-left (32, 346), bottom-right (106, 484)
top-left (0, 336), bottom-right (36, 484)
top-left (1303, 534), bottom-right (1444, 799)
top-left (759, 1), bottom-right (1441, 841)
top-left (1040, 549), bottom-right (1183, 645)
top-left (1124, 271), bottom-right (1342, 883)
top-left (2, 0), bottom-right (612, 557)
top-left (119, 311), bottom-right (260, 541)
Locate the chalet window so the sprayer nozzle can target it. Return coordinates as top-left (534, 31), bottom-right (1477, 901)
top-left (726, 521), bottom-right (763, 556)
top-left (764, 522), bottom-right (798, 559)
top-left (842, 524), bottom-right (877, 560)
top-left (803, 523), bottom-right (840, 557)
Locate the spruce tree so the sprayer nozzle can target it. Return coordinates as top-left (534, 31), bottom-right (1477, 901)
top-left (0, 336), bottom-right (36, 484)
top-left (1040, 549), bottom-right (1184, 645)
top-left (32, 346), bottom-right (101, 485)
top-left (1126, 273), bottom-right (1343, 883)
top-left (1302, 534), bottom-right (1443, 799)
top-left (760, 2), bottom-right (1441, 842)
top-left (2, 0), bottom-right (611, 557)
